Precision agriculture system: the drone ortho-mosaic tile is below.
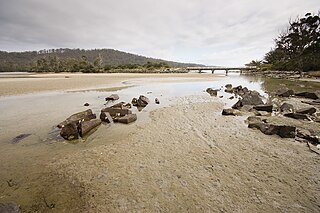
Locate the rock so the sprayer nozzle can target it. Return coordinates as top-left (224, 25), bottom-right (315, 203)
top-left (100, 112), bottom-right (113, 123)
top-left (206, 88), bottom-right (218, 96)
top-left (131, 98), bottom-right (138, 106)
top-left (116, 114), bottom-right (137, 124)
top-left (101, 108), bottom-right (132, 117)
top-left (301, 100), bottom-right (320, 106)
top-left (225, 84), bottom-right (232, 89)
top-left (225, 88), bottom-right (234, 93)
top-left (110, 102), bottom-right (131, 109)
top-left (137, 95), bottom-right (150, 107)
top-left (219, 95), bottom-right (223, 98)
top-left (284, 113), bottom-right (311, 120)
top-left (105, 94), bottom-right (119, 101)
top-left (58, 109), bottom-right (96, 128)
top-left (229, 96), bottom-right (234, 100)
top-left (155, 98), bottom-right (160, 104)
top-left (60, 123), bottom-right (79, 140)
top-left (295, 91), bottom-right (320, 100)
top-left (247, 116), bottom-right (264, 124)
top-left (0, 202), bottom-right (21, 213)
top-left (222, 108), bottom-right (239, 116)
top-left (296, 107), bottom-right (316, 115)
top-left (232, 100), bottom-right (243, 109)
top-left (241, 92), bottom-right (264, 106)
top-left (233, 92), bottom-right (263, 109)
top-left (84, 103), bottom-right (90, 106)
top-left (280, 103), bottom-right (294, 113)
top-left (248, 122), bottom-right (296, 138)
top-left (253, 104), bottom-right (273, 112)
top-left (249, 108), bottom-right (262, 116)
top-left (11, 134), bottom-right (32, 144)
top-left (277, 126), bottom-right (296, 138)
top-left (79, 119), bottom-right (102, 137)
top-left (297, 129), bottom-right (320, 144)
top-left (276, 89), bottom-right (294, 97)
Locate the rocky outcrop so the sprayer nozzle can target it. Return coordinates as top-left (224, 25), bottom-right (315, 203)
top-left (284, 113), bottom-right (310, 120)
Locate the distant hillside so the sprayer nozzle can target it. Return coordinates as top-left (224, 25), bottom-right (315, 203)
top-left (0, 48), bottom-right (202, 72)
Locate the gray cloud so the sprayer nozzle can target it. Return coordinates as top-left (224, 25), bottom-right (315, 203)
top-left (0, 0), bottom-right (318, 65)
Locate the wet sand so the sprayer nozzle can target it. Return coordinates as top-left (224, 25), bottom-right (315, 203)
top-left (0, 73), bottom-right (223, 96)
top-left (0, 73), bottom-right (319, 212)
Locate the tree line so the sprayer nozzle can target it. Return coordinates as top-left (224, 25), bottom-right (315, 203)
top-left (247, 12), bottom-right (320, 72)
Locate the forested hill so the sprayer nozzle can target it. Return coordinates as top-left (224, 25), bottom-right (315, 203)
top-left (0, 48), bottom-right (201, 72)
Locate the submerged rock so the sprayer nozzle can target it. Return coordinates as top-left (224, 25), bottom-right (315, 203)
top-left (11, 134), bottom-right (32, 144)
top-left (84, 103), bottom-right (90, 106)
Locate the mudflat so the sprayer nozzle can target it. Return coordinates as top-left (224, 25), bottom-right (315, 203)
top-left (0, 73), bottom-right (319, 212)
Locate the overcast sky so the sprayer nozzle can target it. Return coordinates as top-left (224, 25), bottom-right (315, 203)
top-left (0, 0), bottom-right (318, 66)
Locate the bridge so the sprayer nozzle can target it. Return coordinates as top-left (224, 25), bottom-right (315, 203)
top-left (186, 66), bottom-right (257, 75)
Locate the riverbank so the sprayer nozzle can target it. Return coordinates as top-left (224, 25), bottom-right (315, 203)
top-left (0, 73), bottom-right (319, 212)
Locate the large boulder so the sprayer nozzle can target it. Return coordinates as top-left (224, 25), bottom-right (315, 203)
top-left (296, 107), bottom-right (316, 115)
top-left (58, 109), bottom-right (96, 128)
top-left (79, 119), bottom-right (102, 137)
top-left (276, 89), bottom-right (294, 97)
top-left (105, 94), bottom-right (119, 101)
top-left (60, 123), bottom-right (79, 140)
top-left (110, 102), bottom-right (131, 109)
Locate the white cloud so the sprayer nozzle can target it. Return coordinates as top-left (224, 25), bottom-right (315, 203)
top-left (0, 0), bottom-right (318, 66)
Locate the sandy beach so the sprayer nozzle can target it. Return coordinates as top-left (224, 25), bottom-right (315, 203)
top-left (0, 73), bottom-right (319, 212)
